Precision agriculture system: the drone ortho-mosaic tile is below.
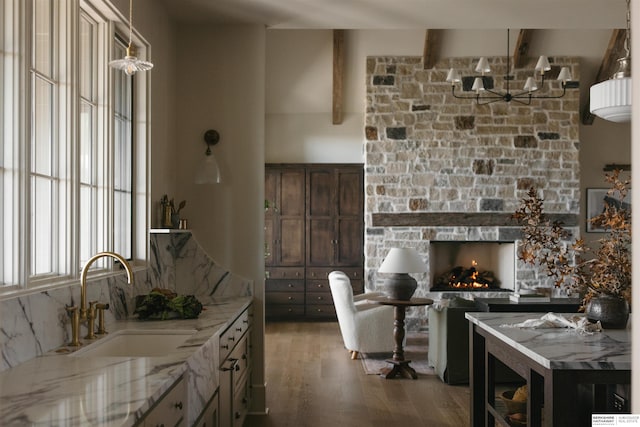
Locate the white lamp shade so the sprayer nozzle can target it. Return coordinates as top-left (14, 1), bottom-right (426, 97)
top-left (590, 77), bottom-right (632, 123)
top-left (523, 77), bottom-right (538, 92)
top-left (474, 57), bottom-right (491, 74)
top-left (534, 56), bottom-right (551, 74)
top-left (471, 77), bottom-right (485, 92)
top-left (557, 67), bottom-right (572, 83)
top-left (378, 248), bottom-right (427, 274)
top-left (446, 68), bottom-right (461, 83)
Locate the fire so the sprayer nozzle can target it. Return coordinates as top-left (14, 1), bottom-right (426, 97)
top-left (449, 260), bottom-right (489, 289)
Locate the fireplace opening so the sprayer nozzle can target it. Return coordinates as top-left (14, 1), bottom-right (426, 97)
top-left (429, 241), bottom-right (515, 292)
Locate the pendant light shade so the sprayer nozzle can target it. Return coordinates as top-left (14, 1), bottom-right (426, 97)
top-left (589, 0), bottom-right (631, 123)
top-left (590, 77), bottom-right (632, 123)
top-left (109, 0), bottom-right (153, 75)
top-left (109, 45), bottom-right (154, 75)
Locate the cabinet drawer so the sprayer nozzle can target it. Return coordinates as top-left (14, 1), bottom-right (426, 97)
top-left (265, 305), bottom-right (305, 318)
top-left (266, 267), bottom-right (304, 279)
top-left (307, 267), bottom-right (363, 280)
top-left (306, 304), bottom-right (337, 318)
top-left (220, 307), bottom-right (250, 361)
top-left (306, 279), bottom-right (330, 292)
top-left (266, 279), bottom-right (304, 292)
top-left (143, 375), bottom-right (185, 427)
top-left (265, 292), bottom-right (304, 305)
top-left (306, 291), bottom-right (333, 305)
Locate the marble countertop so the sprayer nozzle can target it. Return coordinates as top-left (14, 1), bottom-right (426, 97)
top-left (465, 312), bottom-right (631, 371)
top-left (0, 296), bottom-right (252, 426)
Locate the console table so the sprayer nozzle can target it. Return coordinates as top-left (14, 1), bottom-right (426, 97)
top-left (466, 312), bottom-right (631, 426)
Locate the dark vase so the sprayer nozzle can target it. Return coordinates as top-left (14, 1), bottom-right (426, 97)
top-left (585, 294), bottom-right (629, 329)
top-left (171, 213), bottom-right (180, 229)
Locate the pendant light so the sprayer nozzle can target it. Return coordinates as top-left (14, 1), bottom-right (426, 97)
top-left (589, 0), bottom-right (632, 123)
top-left (109, 0), bottom-right (153, 75)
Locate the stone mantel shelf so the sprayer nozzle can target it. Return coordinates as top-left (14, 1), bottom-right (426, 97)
top-left (371, 212), bottom-right (579, 228)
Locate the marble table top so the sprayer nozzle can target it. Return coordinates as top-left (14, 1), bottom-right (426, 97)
top-left (465, 312), bottom-right (631, 371)
top-left (0, 296), bottom-right (252, 426)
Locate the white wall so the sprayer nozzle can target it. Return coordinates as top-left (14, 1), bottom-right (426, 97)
top-left (171, 23), bottom-right (267, 412)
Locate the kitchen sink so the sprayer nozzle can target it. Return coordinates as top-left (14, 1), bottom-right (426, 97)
top-left (71, 329), bottom-right (197, 357)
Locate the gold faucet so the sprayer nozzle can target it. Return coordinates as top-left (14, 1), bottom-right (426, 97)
top-left (80, 251), bottom-right (134, 321)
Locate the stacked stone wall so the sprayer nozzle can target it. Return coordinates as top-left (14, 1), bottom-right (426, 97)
top-left (365, 56), bottom-right (581, 328)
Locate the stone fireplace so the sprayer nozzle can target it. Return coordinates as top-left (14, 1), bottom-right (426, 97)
top-left (363, 55), bottom-right (581, 329)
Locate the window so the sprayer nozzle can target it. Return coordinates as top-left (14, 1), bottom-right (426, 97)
top-left (0, 0), bottom-right (149, 292)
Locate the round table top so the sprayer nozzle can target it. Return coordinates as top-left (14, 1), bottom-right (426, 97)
top-left (368, 296), bottom-right (434, 306)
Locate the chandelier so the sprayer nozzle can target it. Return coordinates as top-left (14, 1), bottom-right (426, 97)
top-left (445, 29), bottom-right (572, 105)
top-left (109, 0), bottom-right (153, 75)
top-left (589, 0), bottom-right (631, 123)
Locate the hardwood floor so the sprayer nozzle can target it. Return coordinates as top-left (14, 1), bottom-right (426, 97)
top-left (245, 321), bottom-right (470, 427)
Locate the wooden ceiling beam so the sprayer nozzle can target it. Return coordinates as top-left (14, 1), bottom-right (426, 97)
top-left (423, 29), bottom-right (441, 70)
top-left (582, 29), bottom-right (627, 125)
top-left (513, 29), bottom-right (534, 69)
top-left (332, 29), bottom-right (344, 125)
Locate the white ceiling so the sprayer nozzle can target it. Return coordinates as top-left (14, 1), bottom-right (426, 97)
top-left (162, 0), bottom-right (627, 29)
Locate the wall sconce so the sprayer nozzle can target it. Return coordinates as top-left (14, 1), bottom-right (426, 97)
top-left (195, 129), bottom-right (222, 184)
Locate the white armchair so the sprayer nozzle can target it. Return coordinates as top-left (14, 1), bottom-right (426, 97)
top-left (328, 271), bottom-right (395, 360)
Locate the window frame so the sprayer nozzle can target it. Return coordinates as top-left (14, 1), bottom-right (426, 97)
top-left (0, 0), bottom-right (150, 298)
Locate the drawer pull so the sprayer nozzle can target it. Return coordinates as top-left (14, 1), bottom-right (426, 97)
top-left (287, 308), bottom-right (293, 312)
top-left (236, 327), bottom-right (243, 332)
top-left (221, 358), bottom-right (238, 371)
top-left (288, 296), bottom-right (294, 300)
top-left (317, 284), bottom-right (323, 288)
top-left (317, 296), bottom-right (323, 300)
top-left (288, 283), bottom-right (294, 288)
top-left (317, 308), bottom-right (323, 312)
top-left (174, 401), bottom-right (183, 410)
top-left (221, 344), bottom-right (229, 350)
top-left (228, 336), bottom-right (235, 341)
top-left (243, 319), bottom-right (249, 324)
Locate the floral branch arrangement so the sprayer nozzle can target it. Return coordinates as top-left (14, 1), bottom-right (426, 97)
top-left (512, 170), bottom-right (631, 306)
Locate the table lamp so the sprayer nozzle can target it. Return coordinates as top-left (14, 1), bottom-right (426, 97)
top-left (378, 248), bottom-right (428, 300)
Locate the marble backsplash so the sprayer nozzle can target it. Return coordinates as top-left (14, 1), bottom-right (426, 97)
top-left (0, 231), bottom-right (252, 372)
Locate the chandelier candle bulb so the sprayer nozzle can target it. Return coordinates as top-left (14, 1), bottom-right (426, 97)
top-left (534, 55), bottom-right (551, 74)
top-left (475, 57), bottom-right (491, 74)
top-left (472, 77), bottom-right (485, 93)
top-left (446, 68), bottom-right (461, 84)
top-left (524, 77), bottom-right (538, 92)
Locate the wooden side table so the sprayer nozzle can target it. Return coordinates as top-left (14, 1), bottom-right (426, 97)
top-left (369, 296), bottom-right (433, 379)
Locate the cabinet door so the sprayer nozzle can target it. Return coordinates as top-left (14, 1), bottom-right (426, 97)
top-left (307, 168), bottom-right (334, 266)
top-left (264, 170), bottom-right (277, 266)
top-left (265, 166), bottom-right (305, 266)
top-left (335, 168), bottom-right (363, 266)
top-left (307, 166), bottom-right (363, 266)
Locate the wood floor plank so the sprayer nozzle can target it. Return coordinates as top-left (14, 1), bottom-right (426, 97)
top-left (245, 321), bottom-right (470, 427)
